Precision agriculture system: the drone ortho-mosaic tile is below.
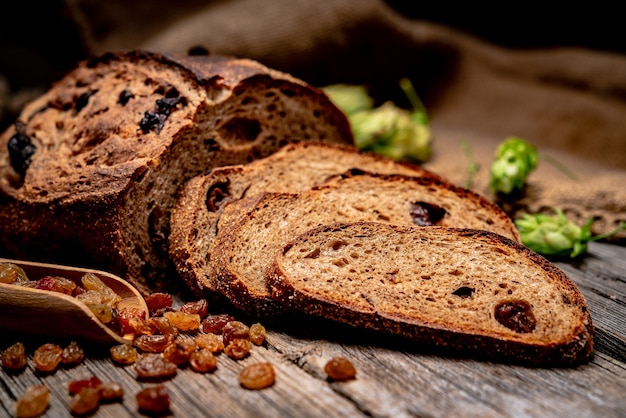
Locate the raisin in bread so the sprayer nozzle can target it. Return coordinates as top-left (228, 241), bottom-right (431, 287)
top-left (210, 170), bottom-right (521, 314)
top-left (170, 141), bottom-right (443, 295)
top-left (268, 222), bottom-right (593, 366)
top-left (0, 50), bottom-right (352, 294)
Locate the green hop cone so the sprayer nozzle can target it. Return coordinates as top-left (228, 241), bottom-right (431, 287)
top-left (490, 137), bottom-right (539, 195)
top-left (321, 84), bottom-right (374, 115)
top-left (350, 102), bottom-right (432, 162)
top-left (515, 208), bottom-right (626, 258)
top-left (322, 79), bottom-right (432, 163)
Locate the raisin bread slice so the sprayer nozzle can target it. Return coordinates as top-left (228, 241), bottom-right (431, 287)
top-left (268, 222), bottom-right (593, 366)
top-left (170, 141), bottom-right (443, 294)
top-left (0, 50), bottom-right (352, 294)
top-left (210, 170), bottom-right (521, 314)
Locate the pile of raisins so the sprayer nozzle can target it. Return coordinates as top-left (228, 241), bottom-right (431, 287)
top-left (2, 262), bottom-right (359, 416)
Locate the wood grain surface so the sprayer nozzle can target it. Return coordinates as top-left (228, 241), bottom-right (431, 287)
top-left (1, 241), bottom-right (624, 417)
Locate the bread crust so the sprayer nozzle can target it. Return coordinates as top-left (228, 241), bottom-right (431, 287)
top-left (268, 222), bottom-right (594, 366)
top-left (0, 50), bottom-right (353, 293)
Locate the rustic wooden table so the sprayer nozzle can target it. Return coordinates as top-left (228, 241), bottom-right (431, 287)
top-left (1, 241), bottom-right (624, 418)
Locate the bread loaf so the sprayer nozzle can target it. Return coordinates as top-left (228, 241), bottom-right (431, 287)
top-left (0, 50), bottom-right (352, 293)
top-left (268, 222), bottom-right (593, 366)
top-left (169, 141), bottom-right (443, 294)
top-left (210, 170), bottom-right (521, 314)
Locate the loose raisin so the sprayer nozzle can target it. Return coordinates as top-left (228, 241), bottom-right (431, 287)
top-left (1, 342), bottom-right (27, 370)
top-left (495, 300), bottom-right (536, 333)
top-left (324, 357), bottom-right (357, 381)
top-left (146, 316), bottom-right (179, 338)
top-left (136, 385), bottom-right (170, 415)
top-left (163, 311), bottom-right (200, 331)
top-left (69, 387), bottom-right (101, 416)
top-left (110, 344), bottom-right (138, 365)
top-left (134, 334), bottom-right (174, 353)
top-left (239, 363), bottom-right (276, 390)
top-left (222, 321), bottom-right (249, 346)
top-left (224, 339), bottom-right (251, 360)
top-left (201, 314), bottom-right (235, 334)
top-left (117, 307), bottom-right (147, 336)
top-left (135, 353), bottom-right (178, 379)
top-left (68, 376), bottom-right (102, 395)
top-left (61, 341), bottom-right (84, 365)
top-left (15, 385), bottom-right (49, 418)
top-left (33, 344), bottom-right (63, 373)
top-left (144, 293), bottom-right (173, 312)
top-left (180, 299), bottom-right (209, 318)
top-left (195, 333), bottom-right (224, 353)
top-left (81, 273), bottom-right (121, 307)
top-left (249, 323), bottom-right (266, 346)
top-left (189, 349), bottom-right (218, 373)
top-left (163, 336), bottom-right (196, 365)
top-left (0, 262), bottom-right (29, 285)
top-left (99, 382), bottom-right (124, 402)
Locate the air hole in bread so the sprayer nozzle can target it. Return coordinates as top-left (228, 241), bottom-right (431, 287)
top-left (218, 117), bottom-right (261, 145)
top-left (330, 240), bottom-right (348, 251)
top-left (303, 248), bottom-right (320, 259)
top-left (280, 88), bottom-right (296, 97)
top-left (206, 181), bottom-right (230, 212)
top-left (452, 286), bottom-right (474, 298)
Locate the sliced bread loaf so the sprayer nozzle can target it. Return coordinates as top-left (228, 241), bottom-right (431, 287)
top-left (210, 170), bottom-right (521, 314)
top-left (268, 222), bottom-right (593, 366)
top-left (0, 50), bottom-right (352, 294)
top-left (169, 141), bottom-right (443, 294)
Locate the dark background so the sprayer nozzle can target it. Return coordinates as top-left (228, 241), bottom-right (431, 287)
top-left (1, 1), bottom-right (624, 130)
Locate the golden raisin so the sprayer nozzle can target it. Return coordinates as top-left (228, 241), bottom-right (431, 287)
top-left (195, 333), bottom-right (224, 353)
top-left (15, 385), bottom-right (49, 418)
top-left (222, 321), bottom-right (249, 346)
top-left (99, 382), bottom-right (124, 402)
top-left (136, 385), bottom-right (170, 415)
top-left (163, 311), bottom-right (200, 331)
top-left (1, 342), bottom-right (27, 370)
top-left (224, 339), bottom-right (251, 360)
top-left (69, 387), bottom-right (101, 416)
top-left (163, 336), bottom-right (196, 365)
top-left (0, 262), bottom-right (28, 285)
top-left (110, 344), bottom-right (138, 365)
top-left (249, 323), bottom-right (266, 346)
top-left (135, 353), bottom-right (178, 379)
top-left (33, 343), bottom-right (63, 373)
top-left (134, 334), bottom-right (174, 353)
top-left (189, 349), bottom-right (218, 373)
top-left (324, 356), bottom-right (357, 381)
top-left (61, 341), bottom-right (84, 365)
top-left (239, 363), bottom-right (276, 390)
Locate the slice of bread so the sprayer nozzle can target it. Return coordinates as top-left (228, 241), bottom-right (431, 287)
top-left (268, 222), bottom-right (593, 366)
top-left (210, 170), bottom-right (521, 314)
top-left (169, 141), bottom-right (443, 294)
top-left (0, 50), bottom-right (352, 294)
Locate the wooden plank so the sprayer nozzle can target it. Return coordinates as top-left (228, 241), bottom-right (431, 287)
top-left (0, 241), bottom-right (625, 417)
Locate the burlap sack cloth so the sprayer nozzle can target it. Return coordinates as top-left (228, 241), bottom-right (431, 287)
top-left (66, 0), bottom-right (626, 241)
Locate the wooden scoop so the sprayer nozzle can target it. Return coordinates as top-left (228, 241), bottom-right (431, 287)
top-left (0, 258), bottom-right (148, 345)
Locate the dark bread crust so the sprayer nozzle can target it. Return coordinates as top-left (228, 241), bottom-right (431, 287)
top-left (269, 222), bottom-right (594, 366)
top-left (0, 50), bottom-right (353, 293)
